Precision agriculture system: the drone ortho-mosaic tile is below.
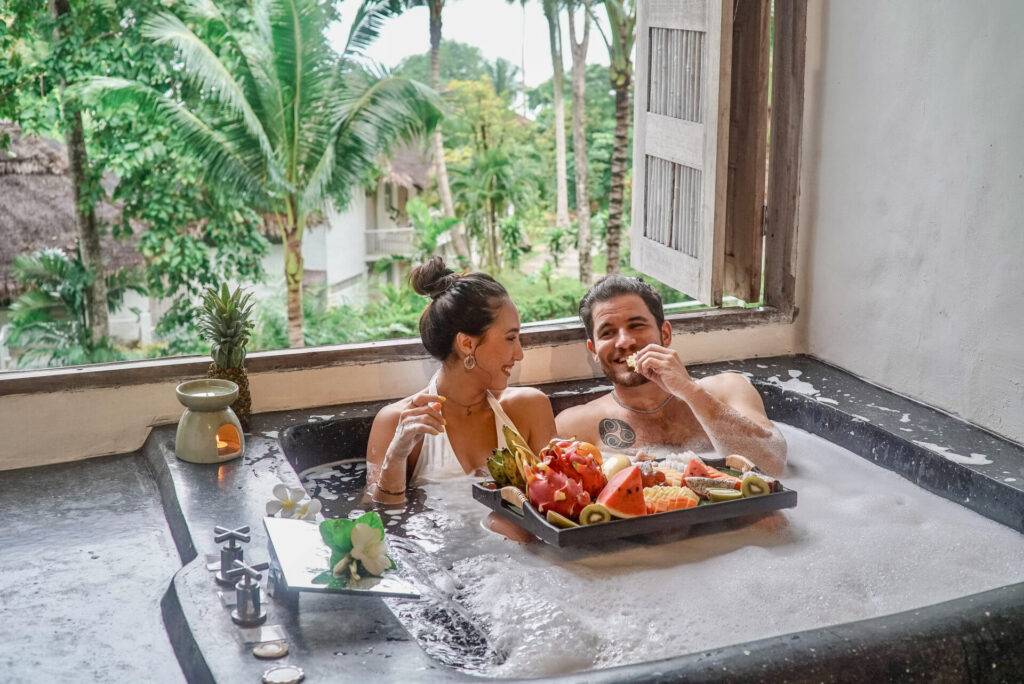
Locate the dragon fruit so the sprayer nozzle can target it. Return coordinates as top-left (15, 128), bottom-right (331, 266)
top-left (525, 461), bottom-right (591, 519)
top-left (539, 439), bottom-right (608, 499)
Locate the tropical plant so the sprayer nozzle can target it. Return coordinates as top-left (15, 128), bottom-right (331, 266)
top-left (200, 284), bottom-right (255, 428)
top-left (451, 146), bottom-right (538, 272)
top-left (6, 248), bottom-right (145, 367)
top-left (484, 57), bottom-right (521, 101)
top-left (545, 224), bottom-right (570, 268)
top-left (405, 197), bottom-right (459, 261)
top-left (499, 215), bottom-right (530, 271)
top-left (84, 0), bottom-right (441, 348)
top-left (393, 40), bottom-right (489, 90)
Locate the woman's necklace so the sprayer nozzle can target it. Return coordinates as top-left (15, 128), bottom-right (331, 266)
top-left (444, 393), bottom-right (490, 416)
top-left (611, 391), bottom-right (674, 414)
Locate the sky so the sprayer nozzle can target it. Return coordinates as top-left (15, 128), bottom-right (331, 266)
top-left (328, 0), bottom-right (610, 88)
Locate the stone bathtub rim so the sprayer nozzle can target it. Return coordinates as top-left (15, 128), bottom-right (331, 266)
top-left (149, 355), bottom-right (1024, 682)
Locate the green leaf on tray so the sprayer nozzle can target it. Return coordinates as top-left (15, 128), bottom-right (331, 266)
top-left (318, 511), bottom-right (396, 575)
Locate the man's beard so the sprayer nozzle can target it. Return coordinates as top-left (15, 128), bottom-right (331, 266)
top-left (600, 359), bottom-right (650, 388)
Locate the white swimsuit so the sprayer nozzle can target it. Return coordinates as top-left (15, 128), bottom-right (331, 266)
top-left (410, 372), bottom-right (522, 486)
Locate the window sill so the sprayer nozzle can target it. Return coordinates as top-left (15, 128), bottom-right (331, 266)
top-left (0, 305), bottom-right (796, 397)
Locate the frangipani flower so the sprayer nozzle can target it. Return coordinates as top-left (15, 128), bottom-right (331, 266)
top-left (266, 483), bottom-right (309, 518)
top-left (295, 498), bottom-right (322, 521)
top-left (349, 522), bottom-right (390, 576)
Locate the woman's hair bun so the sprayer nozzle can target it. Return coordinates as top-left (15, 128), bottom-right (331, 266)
top-left (410, 255), bottom-right (458, 299)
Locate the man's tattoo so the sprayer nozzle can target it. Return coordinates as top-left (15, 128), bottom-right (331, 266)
top-left (600, 418), bottom-right (636, 449)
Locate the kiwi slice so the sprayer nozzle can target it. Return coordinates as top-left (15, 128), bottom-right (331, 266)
top-left (706, 488), bottom-right (743, 502)
top-left (545, 510), bottom-right (580, 528)
top-left (741, 475), bottom-right (770, 498)
top-left (578, 503), bottom-right (613, 525)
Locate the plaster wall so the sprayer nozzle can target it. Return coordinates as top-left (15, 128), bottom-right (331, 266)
top-left (0, 322), bottom-right (798, 471)
top-left (324, 195), bottom-right (369, 288)
top-left (799, 0), bottom-right (1024, 443)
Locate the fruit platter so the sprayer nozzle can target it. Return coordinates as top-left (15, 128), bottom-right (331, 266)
top-left (472, 427), bottom-right (797, 547)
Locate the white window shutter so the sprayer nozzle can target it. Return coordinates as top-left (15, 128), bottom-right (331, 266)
top-left (630, 0), bottom-right (733, 306)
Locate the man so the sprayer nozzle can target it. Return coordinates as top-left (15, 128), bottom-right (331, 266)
top-left (555, 276), bottom-right (787, 477)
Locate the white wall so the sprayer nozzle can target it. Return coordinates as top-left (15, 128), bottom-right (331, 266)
top-left (325, 194), bottom-right (368, 283)
top-left (799, 1), bottom-right (1024, 442)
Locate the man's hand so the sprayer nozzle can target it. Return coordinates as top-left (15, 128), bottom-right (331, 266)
top-left (632, 344), bottom-right (696, 397)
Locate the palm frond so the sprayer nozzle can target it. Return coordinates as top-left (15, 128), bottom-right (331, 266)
top-left (344, 0), bottom-right (404, 58)
top-left (142, 11), bottom-right (279, 169)
top-left (11, 249), bottom-right (69, 287)
top-left (81, 77), bottom-right (276, 203)
top-left (269, 0), bottom-right (341, 187)
top-left (8, 290), bottom-right (66, 326)
top-left (305, 73), bottom-right (439, 215)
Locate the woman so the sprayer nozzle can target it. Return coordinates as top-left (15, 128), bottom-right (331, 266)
top-left (365, 256), bottom-right (557, 507)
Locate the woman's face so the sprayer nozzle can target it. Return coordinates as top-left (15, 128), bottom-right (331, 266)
top-left (471, 299), bottom-right (524, 390)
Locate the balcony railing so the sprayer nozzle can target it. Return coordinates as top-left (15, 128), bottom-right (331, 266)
top-left (365, 228), bottom-right (414, 259)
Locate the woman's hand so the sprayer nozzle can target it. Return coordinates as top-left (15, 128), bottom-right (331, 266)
top-left (390, 392), bottom-right (445, 456)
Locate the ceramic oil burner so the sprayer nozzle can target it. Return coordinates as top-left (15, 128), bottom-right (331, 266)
top-left (175, 378), bottom-right (245, 464)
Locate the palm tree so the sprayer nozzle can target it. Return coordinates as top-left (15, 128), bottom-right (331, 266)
top-left (542, 0), bottom-right (571, 232)
top-left (484, 57), bottom-right (522, 100)
top-left (567, 0), bottom-right (592, 284)
top-left (595, 0), bottom-right (636, 274)
top-left (395, 0), bottom-right (472, 262)
top-left (6, 248), bottom-right (145, 367)
top-left (451, 146), bottom-right (538, 272)
top-left (85, 0), bottom-right (441, 347)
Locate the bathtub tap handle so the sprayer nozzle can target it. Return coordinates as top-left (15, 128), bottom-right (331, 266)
top-left (226, 559), bottom-right (270, 627)
top-left (214, 524), bottom-right (251, 586)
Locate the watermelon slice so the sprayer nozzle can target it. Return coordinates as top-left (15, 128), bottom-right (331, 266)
top-left (596, 465), bottom-right (647, 518)
top-left (682, 456), bottom-right (741, 490)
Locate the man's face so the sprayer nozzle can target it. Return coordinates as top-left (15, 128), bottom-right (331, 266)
top-left (586, 294), bottom-right (669, 387)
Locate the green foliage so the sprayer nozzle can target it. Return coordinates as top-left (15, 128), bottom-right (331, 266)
top-left (502, 270), bottom-right (588, 322)
top-left (405, 197), bottom-right (458, 260)
top-left (484, 57), bottom-right (521, 100)
top-left (544, 224), bottom-right (574, 268)
top-left (6, 248), bottom-right (146, 367)
top-left (312, 511), bottom-right (394, 588)
top-left (394, 39), bottom-right (489, 85)
top-left (528, 63), bottom-right (621, 213)
top-left (200, 284), bottom-right (255, 369)
top-left (1, 0), bottom-right (270, 354)
top-left (80, 0), bottom-right (441, 345)
top-left (499, 215), bottom-right (531, 271)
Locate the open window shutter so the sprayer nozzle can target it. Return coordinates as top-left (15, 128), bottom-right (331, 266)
top-left (724, 0), bottom-right (770, 303)
top-left (630, 0), bottom-right (733, 306)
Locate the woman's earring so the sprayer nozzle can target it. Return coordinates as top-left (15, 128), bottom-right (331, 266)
top-left (463, 354), bottom-right (477, 370)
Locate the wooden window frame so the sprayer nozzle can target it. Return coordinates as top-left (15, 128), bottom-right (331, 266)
top-left (0, 1), bottom-right (805, 398)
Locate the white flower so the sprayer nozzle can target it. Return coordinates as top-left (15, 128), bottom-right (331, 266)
top-left (349, 522), bottom-right (390, 576)
top-left (295, 498), bottom-right (322, 521)
top-left (266, 483), bottom-right (308, 518)
top-left (331, 553), bottom-right (351, 577)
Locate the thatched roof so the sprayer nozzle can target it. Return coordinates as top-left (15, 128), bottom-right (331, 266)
top-left (379, 142), bottom-right (433, 191)
top-left (0, 122), bottom-right (144, 304)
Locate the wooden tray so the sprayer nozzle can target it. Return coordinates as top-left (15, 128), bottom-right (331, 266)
top-left (472, 462), bottom-right (797, 547)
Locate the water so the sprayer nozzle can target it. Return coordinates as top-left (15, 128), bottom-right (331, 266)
top-left (300, 424), bottom-right (1024, 678)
